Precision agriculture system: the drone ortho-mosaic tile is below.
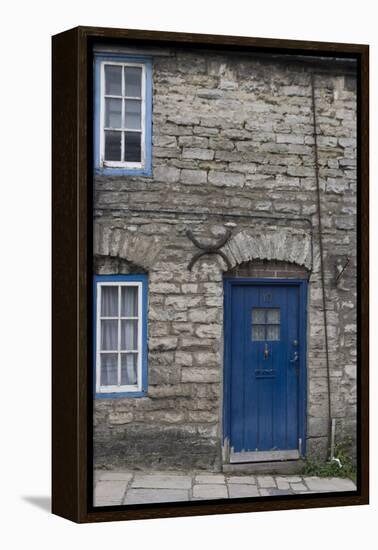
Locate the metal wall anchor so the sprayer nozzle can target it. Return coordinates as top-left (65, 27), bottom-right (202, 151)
top-left (186, 229), bottom-right (232, 271)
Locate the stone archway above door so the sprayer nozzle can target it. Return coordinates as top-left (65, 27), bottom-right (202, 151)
top-left (222, 227), bottom-right (313, 272)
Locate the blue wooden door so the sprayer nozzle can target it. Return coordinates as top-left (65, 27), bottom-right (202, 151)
top-left (226, 282), bottom-right (304, 461)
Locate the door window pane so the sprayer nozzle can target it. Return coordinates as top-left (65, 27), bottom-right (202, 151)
top-left (267, 309), bottom-right (280, 324)
top-left (121, 286), bottom-right (138, 317)
top-left (252, 325), bottom-right (266, 341)
top-left (267, 325), bottom-right (280, 341)
top-left (121, 354), bottom-right (138, 385)
top-left (252, 309), bottom-right (265, 324)
top-left (100, 353), bottom-right (118, 386)
top-left (104, 131), bottom-right (121, 161)
top-left (121, 320), bottom-right (138, 350)
top-left (251, 308), bottom-right (280, 341)
top-left (101, 319), bottom-right (118, 350)
top-left (124, 67), bottom-right (142, 97)
top-left (105, 65), bottom-right (122, 95)
top-left (101, 286), bottom-right (118, 316)
top-left (124, 132), bottom-right (141, 162)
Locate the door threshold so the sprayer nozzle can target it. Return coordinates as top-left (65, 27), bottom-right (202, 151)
top-left (230, 450), bottom-right (300, 463)
top-left (223, 459), bottom-right (305, 475)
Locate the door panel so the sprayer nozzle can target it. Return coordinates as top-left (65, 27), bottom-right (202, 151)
top-left (228, 283), bottom-right (301, 459)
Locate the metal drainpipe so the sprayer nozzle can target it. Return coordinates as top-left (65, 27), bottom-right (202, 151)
top-left (310, 72), bottom-right (333, 460)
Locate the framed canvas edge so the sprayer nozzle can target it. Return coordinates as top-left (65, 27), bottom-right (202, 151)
top-left (52, 25), bottom-right (369, 524)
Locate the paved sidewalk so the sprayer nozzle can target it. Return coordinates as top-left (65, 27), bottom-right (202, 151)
top-left (94, 470), bottom-right (356, 506)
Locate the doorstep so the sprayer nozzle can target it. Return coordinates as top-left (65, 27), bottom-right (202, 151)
top-left (222, 460), bottom-right (306, 475)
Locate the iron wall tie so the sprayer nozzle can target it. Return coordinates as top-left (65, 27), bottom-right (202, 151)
top-left (186, 229), bottom-right (232, 271)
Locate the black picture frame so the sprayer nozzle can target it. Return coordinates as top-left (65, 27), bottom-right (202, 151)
top-left (52, 26), bottom-right (369, 523)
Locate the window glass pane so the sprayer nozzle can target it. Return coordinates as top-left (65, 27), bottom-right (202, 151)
top-left (124, 67), bottom-right (142, 97)
top-left (104, 131), bottom-right (121, 161)
top-left (267, 325), bottom-right (280, 341)
top-left (100, 353), bottom-right (118, 386)
top-left (105, 98), bottom-right (122, 128)
top-left (267, 309), bottom-right (280, 324)
top-left (101, 286), bottom-right (118, 316)
top-left (121, 320), bottom-right (138, 350)
top-left (124, 132), bottom-right (141, 162)
top-left (124, 99), bottom-right (141, 130)
top-left (121, 286), bottom-right (138, 317)
top-left (101, 320), bottom-right (118, 350)
top-left (252, 309), bottom-right (266, 324)
top-left (121, 354), bottom-right (138, 385)
top-left (105, 65), bottom-right (122, 95)
top-left (252, 325), bottom-right (266, 341)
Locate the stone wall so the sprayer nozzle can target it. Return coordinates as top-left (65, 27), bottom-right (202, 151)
top-left (93, 48), bottom-right (357, 470)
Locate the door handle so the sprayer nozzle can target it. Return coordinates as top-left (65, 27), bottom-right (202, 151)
top-left (264, 344), bottom-right (269, 359)
top-left (290, 351), bottom-right (299, 363)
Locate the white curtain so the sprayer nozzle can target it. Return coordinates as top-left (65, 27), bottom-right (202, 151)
top-left (121, 286), bottom-right (138, 316)
top-left (101, 286), bottom-right (118, 316)
top-left (100, 354), bottom-right (118, 386)
top-left (121, 354), bottom-right (138, 385)
top-left (101, 319), bottom-right (118, 350)
top-left (121, 320), bottom-right (138, 350)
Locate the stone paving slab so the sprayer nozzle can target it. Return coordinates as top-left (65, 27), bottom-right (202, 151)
top-left (289, 482), bottom-right (307, 491)
top-left (125, 488), bottom-right (189, 505)
top-left (279, 476), bottom-right (303, 483)
top-left (97, 472), bottom-right (133, 482)
top-left (256, 475), bottom-right (276, 488)
top-left (193, 484), bottom-right (228, 500)
top-left (276, 479), bottom-right (290, 490)
top-left (195, 474), bottom-right (225, 484)
top-left (304, 476), bottom-right (356, 492)
top-left (94, 480), bottom-right (128, 506)
top-left (93, 470), bottom-right (357, 507)
top-left (228, 484), bottom-right (259, 498)
top-left (228, 475), bottom-right (257, 485)
top-left (132, 474), bottom-right (192, 489)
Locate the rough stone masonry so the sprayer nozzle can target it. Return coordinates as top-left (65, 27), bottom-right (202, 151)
top-left (93, 47), bottom-right (357, 471)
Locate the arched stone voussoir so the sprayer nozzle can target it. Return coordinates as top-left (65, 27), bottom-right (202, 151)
top-left (222, 227), bottom-right (312, 271)
top-left (94, 224), bottom-right (162, 270)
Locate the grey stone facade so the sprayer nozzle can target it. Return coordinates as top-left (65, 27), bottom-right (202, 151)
top-left (93, 48), bottom-right (357, 471)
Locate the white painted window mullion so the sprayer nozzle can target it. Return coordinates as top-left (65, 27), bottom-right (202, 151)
top-left (138, 284), bottom-right (142, 390)
top-left (117, 285), bottom-right (121, 387)
top-left (121, 65), bottom-right (125, 163)
top-left (141, 65), bottom-right (146, 166)
top-left (96, 284), bottom-right (102, 393)
top-left (100, 63), bottom-right (105, 166)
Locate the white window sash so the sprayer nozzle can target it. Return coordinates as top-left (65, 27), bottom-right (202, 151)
top-left (99, 61), bottom-right (146, 170)
top-left (96, 281), bottom-right (143, 394)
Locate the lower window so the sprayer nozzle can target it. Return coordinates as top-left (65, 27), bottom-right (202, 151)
top-left (94, 274), bottom-right (148, 397)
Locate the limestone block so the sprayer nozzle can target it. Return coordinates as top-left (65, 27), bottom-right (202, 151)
top-left (181, 368), bottom-right (220, 383)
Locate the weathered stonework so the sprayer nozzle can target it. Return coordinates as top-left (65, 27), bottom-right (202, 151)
top-left (93, 48), bottom-right (357, 471)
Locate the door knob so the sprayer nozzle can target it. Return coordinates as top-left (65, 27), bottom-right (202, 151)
top-left (290, 351), bottom-right (299, 363)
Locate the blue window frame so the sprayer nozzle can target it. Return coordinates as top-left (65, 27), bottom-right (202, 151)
top-left (94, 274), bottom-right (148, 398)
top-left (94, 53), bottom-right (152, 176)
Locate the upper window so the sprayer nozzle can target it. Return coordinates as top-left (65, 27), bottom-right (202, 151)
top-left (94, 54), bottom-right (152, 176)
top-left (94, 275), bottom-right (148, 397)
